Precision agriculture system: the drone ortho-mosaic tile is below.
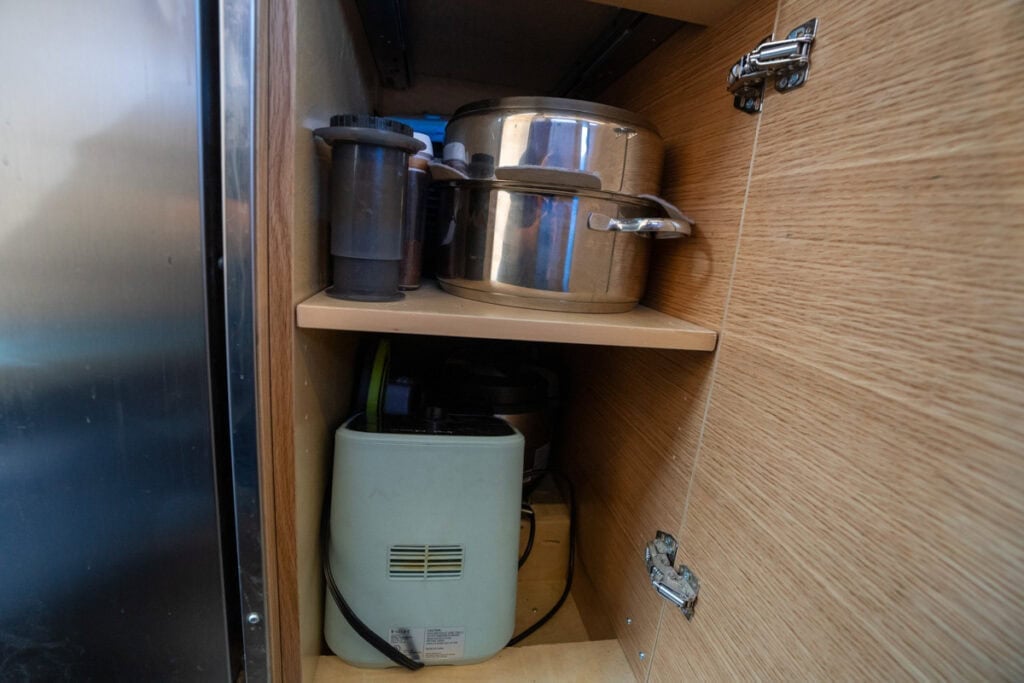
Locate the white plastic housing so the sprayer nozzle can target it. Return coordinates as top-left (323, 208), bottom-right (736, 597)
top-left (324, 417), bottom-right (524, 667)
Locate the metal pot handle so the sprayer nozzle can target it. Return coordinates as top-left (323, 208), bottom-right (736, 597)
top-left (588, 213), bottom-right (690, 238)
top-left (636, 194), bottom-right (696, 239)
top-left (495, 165), bottom-right (603, 190)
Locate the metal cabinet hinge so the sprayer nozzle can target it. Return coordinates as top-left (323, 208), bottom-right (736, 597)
top-left (728, 18), bottom-right (819, 113)
top-left (645, 531), bottom-right (700, 620)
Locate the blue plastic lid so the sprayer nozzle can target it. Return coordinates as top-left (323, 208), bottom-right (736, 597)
top-left (385, 114), bottom-right (448, 144)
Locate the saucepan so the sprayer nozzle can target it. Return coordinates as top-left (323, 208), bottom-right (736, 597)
top-left (436, 173), bottom-right (691, 313)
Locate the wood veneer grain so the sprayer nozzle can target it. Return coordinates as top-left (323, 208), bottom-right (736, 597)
top-left (296, 287), bottom-right (718, 351)
top-left (253, 1), bottom-right (279, 678)
top-left (564, 0), bottom-right (779, 678)
top-left (267, 1), bottom-right (375, 681)
top-left (602, 0), bottom-right (778, 330)
top-left (560, 346), bottom-right (719, 679)
top-left (651, 0), bottom-right (1024, 679)
top-left (267, 0), bottom-right (299, 677)
top-left (314, 639), bottom-right (635, 682)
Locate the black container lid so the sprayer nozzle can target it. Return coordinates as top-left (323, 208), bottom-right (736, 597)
top-left (330, 114), bottom-right (413, 137)
top-left (315, 115), bottom-right (424, 153)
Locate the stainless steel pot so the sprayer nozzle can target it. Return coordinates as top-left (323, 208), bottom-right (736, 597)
top-left (437, 180), bottom-right (690, 313)
top-left (444, 97), bottom-right (665, 196)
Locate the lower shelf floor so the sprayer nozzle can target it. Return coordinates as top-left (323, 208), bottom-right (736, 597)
top-left (313, 639), bottom-right (635, 682)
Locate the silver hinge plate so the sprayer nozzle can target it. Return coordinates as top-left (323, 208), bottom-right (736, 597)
top-left (728, 18), bottom-right (819, 113)
top-left (645, 531), bottom-right (700, 619)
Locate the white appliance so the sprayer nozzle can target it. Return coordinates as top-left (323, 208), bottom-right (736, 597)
top-left (324, 414), bottom-right (524, 667)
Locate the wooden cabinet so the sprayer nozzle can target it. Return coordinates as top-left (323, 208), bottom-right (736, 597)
top-left (259, 1), bottom-right (1024, 681)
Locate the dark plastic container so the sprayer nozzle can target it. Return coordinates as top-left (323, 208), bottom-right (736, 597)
top-left (314, 115), bottom-right (425, 301)
top-left (399, 132), bottom-right (433, 290)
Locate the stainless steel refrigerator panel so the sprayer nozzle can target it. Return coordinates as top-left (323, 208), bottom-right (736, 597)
top-left (0, 2), bottom-right (233, 680)
top-left (220, 0), bottom-right (269, 678)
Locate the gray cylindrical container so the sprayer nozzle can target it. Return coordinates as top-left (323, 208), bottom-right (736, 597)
top-left (314, 115), bottom-right (425, 302)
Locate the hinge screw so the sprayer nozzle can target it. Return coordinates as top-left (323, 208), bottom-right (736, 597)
top-left (626, 617), bottom-right (633, 625)
top-left (638, 651), bottom-right (647, 661)
top-left (247, 612), bottom-right (261, 625)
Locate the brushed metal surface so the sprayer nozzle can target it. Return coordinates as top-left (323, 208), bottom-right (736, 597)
top-left (0, 2), bottom-right (233, 680)
top-left (444, 97), bottom-right (665, 196)
top-left (220, 0), bottom-right (269, 677)
top-left (437, 182), bottom-right (659, 312)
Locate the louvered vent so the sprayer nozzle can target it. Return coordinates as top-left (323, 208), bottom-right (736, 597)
top-left (388, 544), bottom-right (464, 580)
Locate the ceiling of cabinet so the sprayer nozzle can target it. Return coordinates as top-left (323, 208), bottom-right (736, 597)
top-left (405, 0), bottom-right (622, 92)
top-left (361, 0), bottom-right (692, 113)
top-left (587, 0), bottom-right (746, 25)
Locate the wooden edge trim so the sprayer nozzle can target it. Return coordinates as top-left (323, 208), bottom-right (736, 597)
top-left (267, 0), bottom-right (300, 679)
top-left (254, 0), bottom-right (282, 679)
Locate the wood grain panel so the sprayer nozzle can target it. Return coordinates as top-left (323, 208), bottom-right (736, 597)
top-left (297, 286), bottom-right (718, 351)
top-left (291, 330), bottom-right (358, 680)
top-left (517, 478), bottom-right (571, 584)
top-left (266, 0), bottom-right (299, 676)
top-left (315, 640), bottom-right (635, 682)
top-left (602, 0), bottom-right (778, 329)
top-left (562, 0), bottom-right (778, 678)
top-left (561, 347), bottom-right (717, 679)
top-left (653, 338), bottom-right (1024, 680)
top-left (570, 551), bottom-right (617, 642)
top-left (267, 0), bottom-right (375, 681)
top-left (514, 481), bottom-right (591, 646)
top-left (651, 0), bottom-right (1024, 679)
top-left (514, 587), bottom-right (590, 647)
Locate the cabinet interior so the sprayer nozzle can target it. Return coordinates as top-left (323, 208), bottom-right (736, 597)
top-left (269, 0), bottom-right (1024, 681)
top-left (277, 1), bottom-right (749, 681)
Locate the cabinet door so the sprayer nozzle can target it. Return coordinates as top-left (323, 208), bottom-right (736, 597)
top-left (649, 0), bottom-right (1024, 679)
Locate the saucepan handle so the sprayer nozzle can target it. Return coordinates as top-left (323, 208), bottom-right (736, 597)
top-left (587, 213), bottom-right (690, 237)
top-left (637, 195), bottom-right (695, 239)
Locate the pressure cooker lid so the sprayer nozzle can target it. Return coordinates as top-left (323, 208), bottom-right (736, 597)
top-left (315, 114), bottom-right (425, 153)
top-left (451, 96), bottom-right (656, 134)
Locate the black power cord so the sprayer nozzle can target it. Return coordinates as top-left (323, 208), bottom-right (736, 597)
top-left (320, 481), bottom-right (424, 671)
top-left (519, 504), bottom-right (536, 569)
top-left (508, 471), bottom-right (576, 646)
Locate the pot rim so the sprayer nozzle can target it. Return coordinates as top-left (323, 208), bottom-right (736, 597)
top-left (450, 96), bottom-right (657, 135)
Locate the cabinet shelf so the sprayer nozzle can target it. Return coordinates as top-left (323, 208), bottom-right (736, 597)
top-left (296, 283), bottom-right (717, 351)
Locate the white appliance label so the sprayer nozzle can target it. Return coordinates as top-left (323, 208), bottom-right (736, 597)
top-left (389, 627), bottom-right (465, 661)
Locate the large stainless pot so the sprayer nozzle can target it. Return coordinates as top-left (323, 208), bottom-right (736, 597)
top-left (444, 97), bottom-right (665, 196)
top-left (437, 180), bottom-right (690, 313)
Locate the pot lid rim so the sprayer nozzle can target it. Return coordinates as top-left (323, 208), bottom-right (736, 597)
top-left (450, 96), bottom-right (657, 134)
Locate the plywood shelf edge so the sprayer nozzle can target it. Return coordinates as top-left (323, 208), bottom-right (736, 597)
top-left (295, 284), bottom-right (717, 351)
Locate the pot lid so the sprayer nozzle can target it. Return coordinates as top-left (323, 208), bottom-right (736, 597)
top-left (451, 96), bottom-right (657, 134)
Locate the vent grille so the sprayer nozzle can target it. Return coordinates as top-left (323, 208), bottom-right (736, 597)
top-left (388, 545), bottom-right (464, 580)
